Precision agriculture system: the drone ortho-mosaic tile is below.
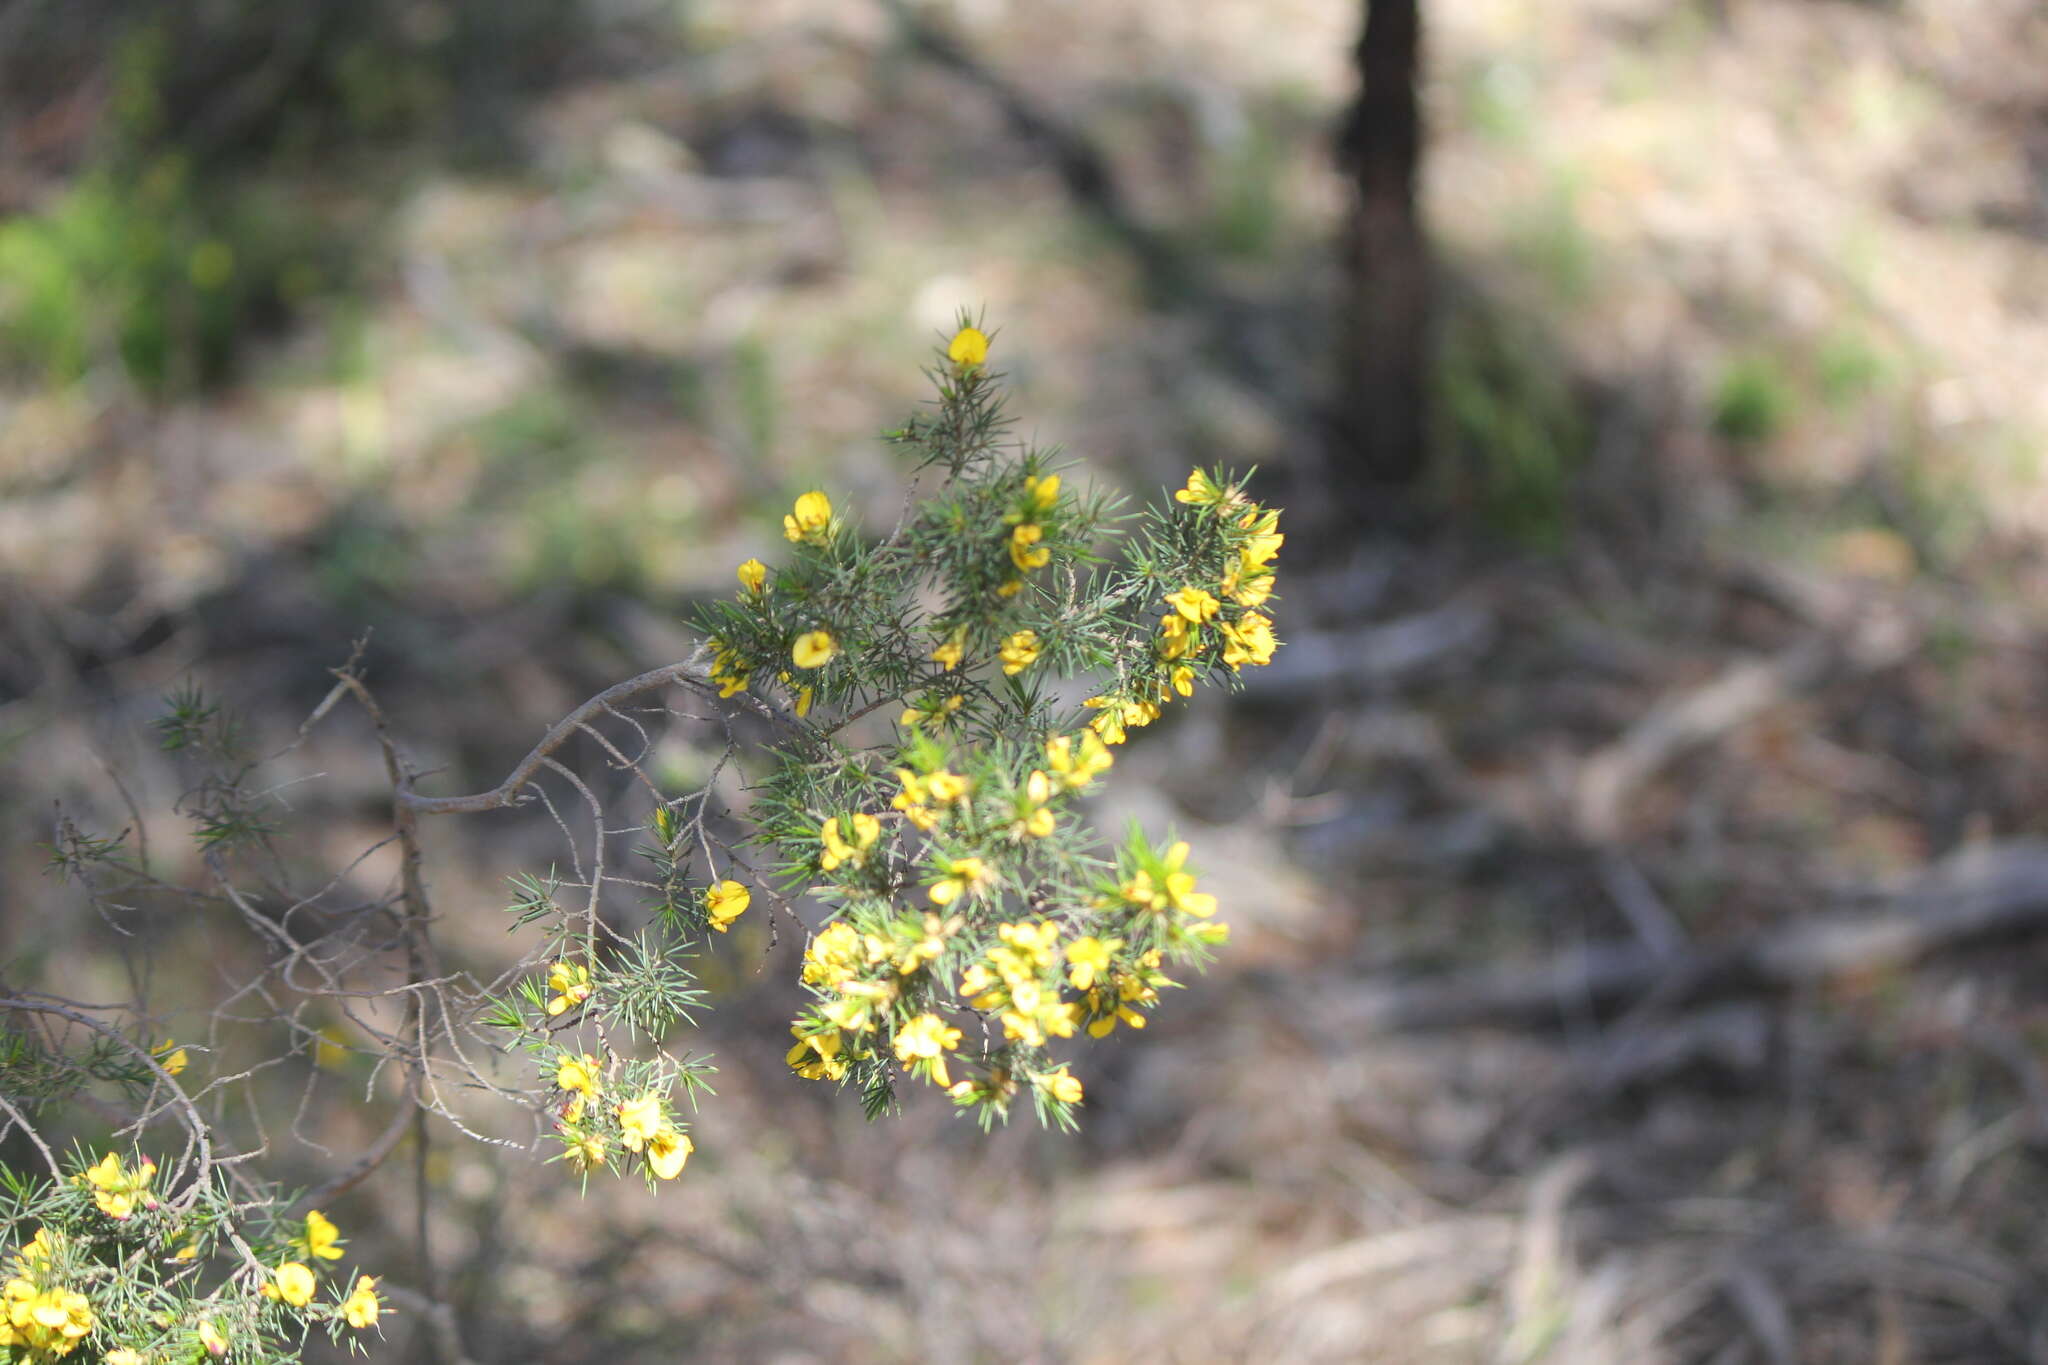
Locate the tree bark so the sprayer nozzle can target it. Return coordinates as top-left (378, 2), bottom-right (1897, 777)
top-left (1336, 0), bottom-right (1429, 491)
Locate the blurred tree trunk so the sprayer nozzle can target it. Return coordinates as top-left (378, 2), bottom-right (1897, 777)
top-left (1335, 0), bottom-right (1429, 492)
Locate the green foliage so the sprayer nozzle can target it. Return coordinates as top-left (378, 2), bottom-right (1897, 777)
top-left (1711, 351), bottom-right (1795, 444)
top-left (1505, 170), bottom-right (1598, 306)
top-left (0, 161), bottom-right (346, 393)
top-left (1438, 302), bottom-right (1587, 547)
top-left (1813, 326), bottom-right (1893, 411)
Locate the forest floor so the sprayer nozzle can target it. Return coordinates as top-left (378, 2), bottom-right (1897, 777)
top-left (8, 0), bottom-right (2048, 1360)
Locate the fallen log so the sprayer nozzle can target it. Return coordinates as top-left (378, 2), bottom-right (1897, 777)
top-left (1317, 841), bottom-right (2048, 1033)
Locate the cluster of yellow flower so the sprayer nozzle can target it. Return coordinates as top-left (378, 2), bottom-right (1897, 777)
top-left (998, 471), bottom-right (1060, 596)
top-left (551, 1051), bottom-right (693, 1181)
top-left (544, 960), bottom-right (592, 1016)
top-left (254, 1212), bottom-right (381, 1332)
top-left (1075, 944), bottom-right (1175, 1038)
top-left (787, 907), bottom-right (980, 1080)
top-left (1067, 470), bottom-right (1280, 751)
top-left (1118, 840), bottom-right (1218, 918)
top-left (72, 1152), bottom-right (155, 1221)
top-left (784, 722), bottom-right (1152, 1105)
top-left (707, 488), bottom-right (842, 708)
top-left (959, 921), bottom-right (1079, 1050)
top-left (1, 1230), bottom-right (92, 1360)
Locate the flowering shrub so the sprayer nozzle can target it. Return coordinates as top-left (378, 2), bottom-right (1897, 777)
top-left (1, 319), bottom-right (1279, 1358)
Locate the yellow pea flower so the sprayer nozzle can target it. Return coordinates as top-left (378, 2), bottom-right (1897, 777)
top-left (108, 1351), bottom-right (146, 1365)
top-left (299, 1209), bottom-right (345, 1262)
top-left (1065, 935), bottom-right (1121, 990)
top-left (892, 1012), bottom-right (962, 1086)
top-left (556, 1053), bottom-right (601, 1096)
top-left (647, 1125), bottom-right (694, 1180)
top-left (1023, 473), bottom-right (1060, 515)
top-left (1173, 468), bottom-right (1231, 507)
top-left (819, 813), bottom-right (881, 871)
top-left (1009, 523), bottom-right (1050, 572)
top-left (1170, 664), bottom-right (1195, 697)
top-left (736, 558), bottom-right (767, 593)
top-left (153, 1038), bottom-right (188, 1077)
top-left (782, 490), bottom-right (832, 542)
top-left (706, 879), bottom-right (750, 932)
top-left (995, 577), bottom-right (1025, 598)
top-left (947, 326), bottom-right (990, 368)
top-left (565, 1130), bottom-right (608, 1173)
top-left (544, 961), bottom-right (592, 1016)
top-left (341, 1276), bottom-right (383, 1330)
top-left (1044, 731), bottom-right (1113, 789)
top-left (925, 771), bottom-right (970, 804)
top-left (261, 1261), bottom-right (316, 1308)
top-left (998, 629), bottom-right (1040, 675)
top-left (928, 856), bottom-right (990, 906)
top-left (930, 631), bottom-right (965, 671)
top-left (792, 629), bottom-right (838, 670)
top-left (616, 1093), bottom-right (665, 1152)
top-left (1036, 1067), bottom-right (1084, 1105)
top-left (198, 1319), bottom-right (228, 1356)
top-left (1167, 586), bottom-right (1221, 623)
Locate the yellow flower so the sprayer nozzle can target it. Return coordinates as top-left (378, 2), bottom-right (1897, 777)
top-left (928, 856), bottom-right (990, 906)
top-left (736, 558), bottom-right (767, 593)
top-left (930, 631), bottom-right (965, 671)
top-left (647, 1125), bottom-right (694, 1180)
top-left (819, 813), bottom-right (881, 871)
top-left (261, 1261), bottom-right (317, 1308)
top-left (1012, 769), bottom-right (1056, 839)
top-left (1036, 1067), bottom-right (1084, 1105)
top-left (1121, 841), bottom-right (1218, 917)
top-left (1170, 664), bottom-right (1195, 697)
top-left (782, 490), bottom-right (832, 542)
top-left (705, 879), bottom-right (750, 932)
top-left (75, 1151), bottom-right (154, 1220)
top-left (891, 770), bottom-right (940, 832)
top-left (787, 1026), bottom-right (850, 1081)
top-left (996, 577), bottom-right (1025, 598)
top-left (198, 1319), bottom-right (228, 1356)
top-left (298, 1209), bottom-right (344, 1262)
top-left (1023, 473), bottom-right (1060, 516)
top-left (1008, 523), bottom-right (1050, 572)
top-left (947, 326), bottom-right (990, 368)
top-left (1065, 935), bottom-right (1121, 990)
top-left (794, 683), bottom-right (815, 717)
top-left (108, 1351), bottom-right (145, 1365)
top-left (892, 1012), bottom-right (962, 1086)
top-left (545, 961), bottom-right (592, 1016)
top-left (2, 1281), bottom-right (92, 1356)
top-left (1167, 586), bottom-right (1221, 623)
top-left (153, 1038), bottom-right (188, 1077)
top-left (1220, 612), bottom-right (1277, 669)
top-left (998, 629), bottom-right (1040, 675)
top-left (1173, 468), bottom-right (1232, 507)
top-left (792, 629), bottom-right (838, 670)
top-left (556, 1053), bottom-right (601, 1096)
top-left (341, 1276), bottom-right (383, 1330)
top-left (616, 1093), bottom-right (665, 1152)
top-left (1087, 708), bottom-right (1127, 746)
top-left (925, 771), bottom-right (971, 804)
top-left (1044, 731), bottom-right (1113, 789)
top-left (708, 637), bottom-right (751, 698)
top-left (565, 1130), bottom-right (608, 1173)
top-left (15, 1227), bottom-right (53, 1268)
